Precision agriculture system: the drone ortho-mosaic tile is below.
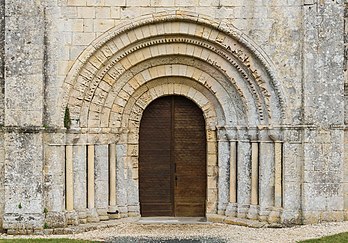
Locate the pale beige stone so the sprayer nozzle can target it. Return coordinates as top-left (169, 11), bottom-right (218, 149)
top-left (66, 146), bottom-right (74, 211)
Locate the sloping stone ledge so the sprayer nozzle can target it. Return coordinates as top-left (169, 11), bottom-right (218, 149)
top-left (206, 214), bottom-right (282, 228)
top-left (3, 214), bottom-right (288, 235)
top-left (6, 217), bottom-right (140, 235)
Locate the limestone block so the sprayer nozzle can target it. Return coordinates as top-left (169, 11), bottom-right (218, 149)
top-left (94, 19), bottom-right (115, 32)
top-left (283, 143), bottom-right (302, 183)
top-left (283, 182), bottom-right (301, 213)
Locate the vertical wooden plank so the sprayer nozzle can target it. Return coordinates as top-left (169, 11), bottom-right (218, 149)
top-left (174, 96), bottom-right (206, 217)
top-left (139, 96), bottom-right (173, 216)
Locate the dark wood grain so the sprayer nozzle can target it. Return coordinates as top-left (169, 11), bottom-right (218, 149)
top-left (139, 96), bottom-right (206, 217)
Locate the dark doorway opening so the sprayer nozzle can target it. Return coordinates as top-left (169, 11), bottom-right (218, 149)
top-left (139, 95), bottom-right (207, 217)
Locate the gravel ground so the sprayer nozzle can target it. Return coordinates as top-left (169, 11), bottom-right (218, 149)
top-left (1, 221), bottom-right (348, 242)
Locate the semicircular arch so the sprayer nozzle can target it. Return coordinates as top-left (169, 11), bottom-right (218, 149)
top-left (61, 11), bottom-right (287, 130)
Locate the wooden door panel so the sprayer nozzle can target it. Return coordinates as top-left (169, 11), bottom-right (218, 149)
top-left (139, 96), bottom-right (173, 217)
top-left (173, 96), bottom-right (206, 217)
top-left (139, 96), bottom-right (206, 217)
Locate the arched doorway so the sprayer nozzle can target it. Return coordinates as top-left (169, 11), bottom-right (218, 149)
top-left (139, 95), bottom-right (207, 217)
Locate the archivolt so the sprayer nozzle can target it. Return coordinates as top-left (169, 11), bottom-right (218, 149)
top-left (62, 11), bottom-right (286, 129)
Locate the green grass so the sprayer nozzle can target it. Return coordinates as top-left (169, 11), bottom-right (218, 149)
top-left (300, 232), bottom-right (348, 242)
top-left (0, 239), bottom-right (96, 243)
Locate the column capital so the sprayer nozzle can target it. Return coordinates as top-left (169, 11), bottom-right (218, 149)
top-left (258, 126), bottom-right (283, 142)
top-left (225, 127), bottom-right (238, 141)
top-left (216, 126), bottom-right (228, 141)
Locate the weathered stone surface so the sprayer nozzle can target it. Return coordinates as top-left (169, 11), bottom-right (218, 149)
top-left (43, 133), bottom-right (66, 228)
top-left (4, 0), bottom-right (45, 127)
top-left (94, 144), bottom-right (109, 220)
top-left (0, 0), bottom-right (347, 231)
top-left (0, 0), bottom-right (4, 126)
top-left (0, 132), bottom-right (4, 229)
top-left (3, 132), bottom-right (44, 230)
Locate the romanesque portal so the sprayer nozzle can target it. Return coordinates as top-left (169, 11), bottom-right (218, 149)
top-left (0, 1), bottom-right (347, 233)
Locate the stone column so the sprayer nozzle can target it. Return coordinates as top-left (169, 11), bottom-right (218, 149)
top-left (65, 145), bottom-right (78, 225)
top-left (108, 144), bottom-right (120, 219)
top-left (217, 128), bottom-right (230, 215)
top-left (88, 145), bottom-right (95, 209)
top-left (274, 142), bottom-right (282, 208)
top-left (95, 144), bottom-right (109, 220)
top-left (66, 145), bottom-right (74, 211)
top-left (236, 132), bottom-right (251, 219)
top-left (225, 128), bottom-right (237, 217)
top-left (248, 141), bottom-right (259, 220)
top-left (73, 145), bottom-right (87, 224)
top-left (268, 130), bottom-right (283, 224)
top-left (258, 130), bottom-right (274, 222)
top-left (116, 143), bottom-right (128, 217)
top-left (229, 141), bottom-right (237, 204)
top-left (87, 145), bottom-right (99, 222)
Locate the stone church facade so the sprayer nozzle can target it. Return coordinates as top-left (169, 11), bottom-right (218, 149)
top-left (0, 0), bottom-right (347, 233)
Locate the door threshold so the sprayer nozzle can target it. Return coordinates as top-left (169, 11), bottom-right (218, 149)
top-left (137, 217), bottom-right (209, 224)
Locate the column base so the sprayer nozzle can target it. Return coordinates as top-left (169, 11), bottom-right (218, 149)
top-left (108, 205), bottom-right (120, 219)
top-left (97, 209), bottom-right (109, 221)
top-left (247, 205), bottom-right (259, 220)
top-left (66, 211), bottom-right (79, 226)
top-left (225, 203), bottom-right (238, 217)
top-left (268, 208), bottom-right (281, 224)
top-left (237, 204), bottom-right (249, 218)
top-left (118, 206), bottom-right (128, 218)
top-left (87, 208), bottom-right (100, 223)
top-left (217, 202), bottom-right (228, 215)
top-left (78, 210), bottom-right (88, 224)
top-left (258, 207), bottom-right (271, 222)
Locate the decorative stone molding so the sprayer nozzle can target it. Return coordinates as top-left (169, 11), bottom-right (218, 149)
top-left (61, 11), bottom-right (286, 130)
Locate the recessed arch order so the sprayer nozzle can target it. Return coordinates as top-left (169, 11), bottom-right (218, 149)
top-left (59, 10), bottom-right (289, 221)
top-left (61, 11), bottom-right (287, 130)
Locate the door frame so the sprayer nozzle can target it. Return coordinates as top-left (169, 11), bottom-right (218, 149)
top-left (120, 87), bottom-right (222, 217)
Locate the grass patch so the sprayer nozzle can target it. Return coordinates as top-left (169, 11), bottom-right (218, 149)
top-left (0, 239), bottom-right (95, 243)
top-left (300, 232), bottom-right (348, 242)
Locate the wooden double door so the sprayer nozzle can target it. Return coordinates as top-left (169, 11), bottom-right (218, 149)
top-left (139, 96), bottom-right (207, 217)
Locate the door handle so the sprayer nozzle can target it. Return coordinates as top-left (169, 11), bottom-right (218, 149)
top-left (175, 175), bottom-right (178, 187)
